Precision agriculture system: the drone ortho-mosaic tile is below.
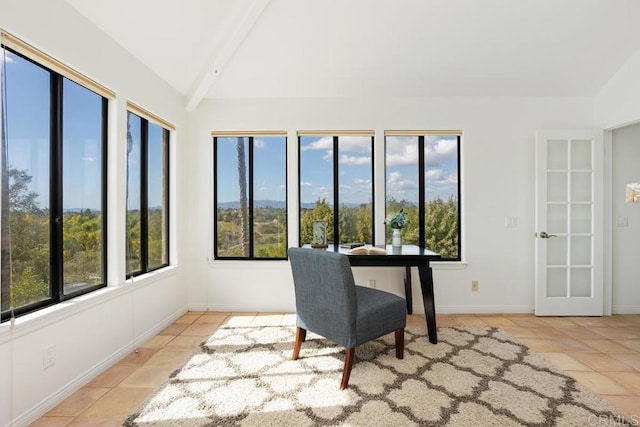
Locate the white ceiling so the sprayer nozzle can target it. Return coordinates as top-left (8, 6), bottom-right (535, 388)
top-left (66, 0), bottom-right (640, 109)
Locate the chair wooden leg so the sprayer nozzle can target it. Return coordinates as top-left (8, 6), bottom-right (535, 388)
top-left (395, 328), bottom-right (404, 359)
top-left (292, 327), bottom-right (306, 360)
top-left (340, 348), bottom-right (355, 390)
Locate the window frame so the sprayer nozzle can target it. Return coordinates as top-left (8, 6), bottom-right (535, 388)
top-left (297, 131), bottom-right (375, 247)
top-left (1, 44), bottom-right (109, 322)
top-left (384, 131), bottom-right (462, 261)
top-left (212, 131), bottom-right (288, 260)
top-left (126, 108), bottom-right (171, 277)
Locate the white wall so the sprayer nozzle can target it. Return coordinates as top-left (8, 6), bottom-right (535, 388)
top-left (611, 123), bottom-right (640, 313)
top-left (187, 96), bottom-right (595, 314)
top-left (0, 1), bottom-right (189, 425)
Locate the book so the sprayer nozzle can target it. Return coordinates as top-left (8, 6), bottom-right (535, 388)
top-left (349, 246), bottom-right (387, 255)
top-left (340, 242), bottom-right (364, 249)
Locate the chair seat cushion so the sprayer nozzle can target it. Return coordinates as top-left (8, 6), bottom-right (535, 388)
top-left (355, 286), bottom-right (407, 346)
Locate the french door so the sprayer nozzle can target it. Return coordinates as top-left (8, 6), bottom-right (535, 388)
top-left (534, 130), bottom-right (603, 316)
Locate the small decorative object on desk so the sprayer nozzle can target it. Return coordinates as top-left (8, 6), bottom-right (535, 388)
top-left (385, 208), bottom-right (408, 247)
top-left (311, 220), bottom-right (328, 248)
top-left (349, 246), bottom-right (387, 255)
top-left (392, 229), bottom-right (402, 246)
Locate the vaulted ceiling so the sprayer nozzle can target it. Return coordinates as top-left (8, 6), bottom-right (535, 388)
top-left (66, 0), bottom-right (640, 110)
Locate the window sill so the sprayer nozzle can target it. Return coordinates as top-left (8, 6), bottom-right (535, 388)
top-left (0, 265), bottom-right (179, 344)
top-left (430, 261), bottom-right (469, 270)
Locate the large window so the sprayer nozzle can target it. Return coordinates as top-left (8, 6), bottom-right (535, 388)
top-left (385, 131), bottom-right (461, 260)
top-left (299, 132), bottom-right (374, 246)
top-left (1, 41), bottom-right (109, 321)
top-left (213, 132), bottom-right (287, 259)
top-left (126, 107), bottom-right (170, 276)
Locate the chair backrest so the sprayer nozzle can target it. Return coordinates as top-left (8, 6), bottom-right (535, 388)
top-left (287, 247), bottom-right (357, 347)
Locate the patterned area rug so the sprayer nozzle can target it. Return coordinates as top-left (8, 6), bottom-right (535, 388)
top-left (124, 325), bottom-right (632, 426)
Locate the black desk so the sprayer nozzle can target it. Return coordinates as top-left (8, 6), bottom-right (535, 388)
top-left (324, 244), bottom-right (442, 344)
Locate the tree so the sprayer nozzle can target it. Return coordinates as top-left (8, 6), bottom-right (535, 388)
top-left (236, 137), bottom-right (249, 256)
top-left (1, 167), bottom-right (49, 311)
top-left (7, 168), bottom-right (40, 212)
top-left (425, 196), bottom-right (458, 258)
top-left (300, 198), bottom-right (333, 244)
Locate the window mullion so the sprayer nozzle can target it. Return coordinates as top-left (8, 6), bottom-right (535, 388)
top-left (50, 73), bottom-right (63, 302)
top-left (333, 136), bottom-right (339, 246)
top-left (140, 119), bottom-right (149, 272)
top-left (248, 137), bottom-right (254, 257)
top-left (418, 136), bottom-right (426, 247)
top-left (370, 136), bottom-right (375, 244)
top-left (101, 98), bottom-right (108, 284)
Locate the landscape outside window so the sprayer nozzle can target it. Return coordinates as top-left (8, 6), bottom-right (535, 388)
top-left (299, 133), bottom-right (374, 246)
top-left (1, 46), bottom-right (107, 321)
top-left (214, 134), bottom-right (287, 259)
top-left (385, 132), bottom-right (460, 259)
top-left (126, 111), bottom-right (170, 276)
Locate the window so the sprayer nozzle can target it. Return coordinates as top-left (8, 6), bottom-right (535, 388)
top-left (1, 39), bottom-right (110, 321)
top-left (299, 131), bottom-right (374, 246)
top-left (126, 105), bottom-right (170, 276)
top-left (213, 132), bottom-right (287, 259)
top-left (385, 131), bottom-right (461, 260)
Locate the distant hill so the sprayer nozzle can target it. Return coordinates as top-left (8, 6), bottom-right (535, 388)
top-left (217, 200), bottom-right (289, 209)
top-left (217, 200), bottom-right (369, 209)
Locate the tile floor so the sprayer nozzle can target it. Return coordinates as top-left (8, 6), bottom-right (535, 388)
top-left (30, 312), bottom-right (640, 426)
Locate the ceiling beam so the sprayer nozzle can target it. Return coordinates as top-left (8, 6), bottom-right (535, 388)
top-left (185, 0), bottom-right (271, 112)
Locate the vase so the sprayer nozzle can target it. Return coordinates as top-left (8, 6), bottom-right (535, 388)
top-left (391, 228), bottom-right (402, 247)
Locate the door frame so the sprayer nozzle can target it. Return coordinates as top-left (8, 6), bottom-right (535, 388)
top-left (603, 120), bottom-right (640, 316)
top-left (604, 130), bottom-right (613, 316)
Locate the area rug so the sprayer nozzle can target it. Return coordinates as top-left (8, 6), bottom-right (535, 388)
top-left (124, 325), bottom-right (632, 426)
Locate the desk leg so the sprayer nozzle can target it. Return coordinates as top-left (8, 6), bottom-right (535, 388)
top-left (417, 265), bottom-right (437, 344)
top-left (404, 266), bottom-right (413, 314)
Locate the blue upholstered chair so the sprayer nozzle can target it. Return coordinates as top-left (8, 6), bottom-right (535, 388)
top-left (288, 247), bottom-right (407, 389)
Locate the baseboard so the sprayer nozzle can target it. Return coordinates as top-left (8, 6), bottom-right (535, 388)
top-left (612, 305), bottom-right (640, 314)
top-left (13, 305), bottom-right (188, 427)
top-left (202, 303), bottom-right (536, 315)
top-left (413, 305), bottom-right (535, 315)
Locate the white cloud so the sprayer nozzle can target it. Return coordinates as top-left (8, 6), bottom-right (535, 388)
top-left (425, 136), bottom-right (457, 166)
top-left (386, 135), bottom-right (457, 167)
top-left (82, 157), bottom-right (95, 162)
top-left (387, 171), bottom-right (418, 193)
top-left (425, 169), bottom-right (457, 184)
top-left (339, 154), bottom-right (370, 165)
top-left (254, 139), bottom-right (265, 148)
top-left (300, 181), bottom-right (313, 188)
top-left (300, 136), bottom-right (332, 151)
top-left (386, 137), bottom-right (419, 167)
top-left (337, 136), bottom-right (371, 153)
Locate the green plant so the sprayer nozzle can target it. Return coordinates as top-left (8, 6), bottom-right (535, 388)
top-left (385, 208), bottom-right (408, 229)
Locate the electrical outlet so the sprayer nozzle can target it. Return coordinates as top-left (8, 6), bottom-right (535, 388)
top-left (43, 345), bottom-right (56, 369)
top-left (471, 281), bottom-right (479, 292)
top-left (367, 280), bottom-right (375, 289)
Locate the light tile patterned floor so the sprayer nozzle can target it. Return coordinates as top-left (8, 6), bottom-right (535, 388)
top-left (29, 312), bottom-right (640, 426)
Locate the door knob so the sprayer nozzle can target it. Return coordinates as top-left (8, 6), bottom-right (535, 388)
top-left (538, 231), bottom-right (557, 239)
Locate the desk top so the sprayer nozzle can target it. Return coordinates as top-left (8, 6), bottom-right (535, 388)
top-left (307, 244), bottom-right (441, 267)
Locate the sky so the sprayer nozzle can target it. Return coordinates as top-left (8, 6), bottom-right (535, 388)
top-left (300, 135), bottom-right (458, 206)
top-left (216, 136), bottom-right (287, 203)
top-left (216, 134), bottom-right (459, 206)
top-left (2, 48), bottom-right (165, 211)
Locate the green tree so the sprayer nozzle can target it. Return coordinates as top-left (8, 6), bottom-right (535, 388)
top-left (425, 196), bottom-right (458, 258)
top-left (300, 198), bottom-right (333, 244)
top-left (2, 167), bottom-right (50, 311)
